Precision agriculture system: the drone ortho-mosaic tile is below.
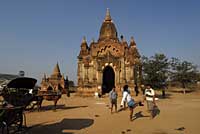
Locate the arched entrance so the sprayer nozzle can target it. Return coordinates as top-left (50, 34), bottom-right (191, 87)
top-left (102, 66), bottom-right (115, 94)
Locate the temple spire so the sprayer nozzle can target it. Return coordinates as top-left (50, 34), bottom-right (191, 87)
top-left (130, 36), bottom-right (134, 42)
top-left (81, 36), bottom-right (88, 49)
top-left (43, 73), bottom-right (47, 81)
top-left (92, 38), bottom-right (95, 43)
top-left (130, 36), bottom-right (136, 47)
top-left (82, 36), bottom-right (87, 43)
top-left (44, 73), bottom-right (46, 79)
top-left (105, 8), bottom-right (112, 21)
top-left (53, 62), bottom-right (61, 75)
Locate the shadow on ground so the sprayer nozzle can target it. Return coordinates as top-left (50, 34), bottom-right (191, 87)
top-left (132, 105), bottom-right (160, 121)
top-left (156, 93), bottom-right (172, 99)
top-left (132, 111), bottom-right (149, 121)
top-left (28, 118), bottom-right (94, 134)
top-left (152, 105), bottom-right (160, 118)
top-left (30, 104), bottom-right (88, 112)
top-left (169, 89), bottom-right (196, 93)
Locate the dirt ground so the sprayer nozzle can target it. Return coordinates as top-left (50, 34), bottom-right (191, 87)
top-left (24, 91), bottom-right (200, 134)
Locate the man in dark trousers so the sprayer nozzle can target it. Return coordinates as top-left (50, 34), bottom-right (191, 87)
top-left (134, 84), bottom-right (139, 96)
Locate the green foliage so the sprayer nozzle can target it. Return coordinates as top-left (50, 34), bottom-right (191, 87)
top-left (142, 53), bottom-right (199, 90)
top-left (170, 57), bottom-right (198, 88)
top-left (197, 73), bottom-right (200, 81)
top-left (142, 53), bottom-right (169, 89)
top-left (68, 80), bottom-right (75, 87)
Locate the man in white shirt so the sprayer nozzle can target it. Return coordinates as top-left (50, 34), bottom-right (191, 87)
top-left (145, 85), bottom-right (156, 119)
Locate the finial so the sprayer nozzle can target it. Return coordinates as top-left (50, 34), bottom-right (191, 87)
top-left (130, 36), bottom-right (136, 46)
top-left (82, 36), bottom-right (87, 43)
top-left (56, 61), bottom-right (59, 68)
top-left (131, 36), bottom-right (134, 42)
top-left (53, 62), bottom-right (61, 74)
top-left (105, 8), bottom-right (112, 21)
top-left (92, 38), bottom-right (95, 43)
top-left (44, 73), bottom-right (46, 79)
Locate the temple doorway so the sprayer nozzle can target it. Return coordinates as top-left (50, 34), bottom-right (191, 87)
top-left (102, 66), bottom-right (115, 94)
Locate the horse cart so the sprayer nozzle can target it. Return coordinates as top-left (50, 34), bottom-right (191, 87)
top-left (0, 77), bottom-right (37, 133)
top-left (0, 77), bottom-right (64, 133)
top-left (35, 90), bottom-right (62, 111)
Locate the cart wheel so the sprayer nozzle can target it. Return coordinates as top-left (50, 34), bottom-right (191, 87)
top-left (15, 111), bottom-right (23, 131)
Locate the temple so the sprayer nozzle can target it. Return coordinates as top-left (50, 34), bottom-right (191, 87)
top-left (41, 63), bottom-right (68, 94)
top-left (77, 9), bottom-right (142, 96)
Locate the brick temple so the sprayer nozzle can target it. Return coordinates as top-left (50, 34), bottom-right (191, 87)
top-left (77, 9), bottom-right (142, 96)
top-left (41, 63), bottom-right (68, 94)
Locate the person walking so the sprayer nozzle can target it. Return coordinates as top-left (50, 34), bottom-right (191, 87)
top-left (120, 85), bottom-right (131, 110)
top-left (120, 85), bottom-right (142, 121)
top-left (109, 86), bottom-right (118, 113)
top-left (134, 84), bottom-right (139, 96)
top-left (145, 85), bottom-right (156, 119)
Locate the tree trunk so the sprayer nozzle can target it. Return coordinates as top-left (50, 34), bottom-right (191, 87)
top-left (182, 82), bottom-right (186, 94)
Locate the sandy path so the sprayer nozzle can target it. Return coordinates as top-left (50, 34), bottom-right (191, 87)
top-left (25, 91), bottom-right (200, 134)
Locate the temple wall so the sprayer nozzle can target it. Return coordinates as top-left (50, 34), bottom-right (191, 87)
top-left (76, 11), bottom-right (141, 96)
top-left (88, 67), bottom-right (91, 83)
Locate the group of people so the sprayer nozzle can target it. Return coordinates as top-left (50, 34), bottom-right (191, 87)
top-left (109, 84), bottom-right (156, 121)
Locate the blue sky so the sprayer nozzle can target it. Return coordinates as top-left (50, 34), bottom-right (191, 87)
top-left (0, 0), bottom-right (200, 84)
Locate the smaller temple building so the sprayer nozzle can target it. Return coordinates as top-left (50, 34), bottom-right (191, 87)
top-left (40, 63), bottom-right (69, 94)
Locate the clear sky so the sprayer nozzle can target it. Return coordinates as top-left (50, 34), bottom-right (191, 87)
top-left (0, 0), bottom-right (200, 84)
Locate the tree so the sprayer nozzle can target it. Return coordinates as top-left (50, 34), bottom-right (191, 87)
top-left (68, 80), bottom-right (75, 87)
top-left (142, 53), bottom-right (169, 94)
top-left (170, 57), bottom-right (198, 93)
